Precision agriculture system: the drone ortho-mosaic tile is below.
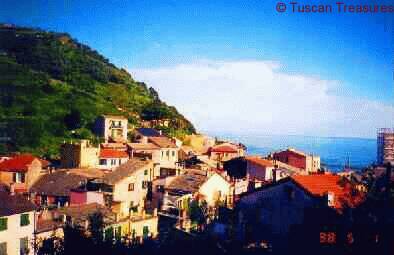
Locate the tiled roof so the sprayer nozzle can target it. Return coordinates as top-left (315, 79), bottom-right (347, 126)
top-left (0, 154), bottom-right (49, 172)
top-left (291, 174), bottom-right (363, 209)
top-left (136, 128), bottom-right (162, 137)
top-left (103, 158), bottom-right (151, 185)
top-left (101, 143), bottom-right (127, 149)
top-left (148, 136), bottom-right (177, 148)
top-left (30, 169), bottom-right (104, 197)
top-left (210, 144), bottom-right (238, 153)
top-left (99, 149), bottom-right (129, 159)
top-left (246, 156), bottom-right (274, 167)
top-left (127, 142), bottom-right (160, 150)
top-left (57, 203), bottom-right (115, 225)
top-left (166, 170), bottom-right (207, 194)
top-left (0, 191), bottom-right (36, 216)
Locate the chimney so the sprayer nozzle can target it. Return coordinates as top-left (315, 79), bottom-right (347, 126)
top-left (10, 183), bottom-right (15, 195)
top-left (272, 169), bottom-right (277, 183)
top-left (327, 192), bottom-right (335, 207)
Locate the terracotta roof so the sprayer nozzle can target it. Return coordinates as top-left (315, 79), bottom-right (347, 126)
top-left (148, 136), bottom-right (177, 148)
top-left (0, 154), bottom-right (49, 172)
top-left (103, 158), bottom-right (152, 185)
top-left (246, 156), bottom-right (274, 167)
top-left (0, 191), bottom-right (36, 216)
top-left (101, 143), bottom-right (127, 149)
top-left (127, 142), bottom-right (160, 150)
top-left (291, 174), bottom-right (363, 209)
top-left (210, 144), bottom-right (238, 153)
top-left (99, 149), bottom-right (129, 159)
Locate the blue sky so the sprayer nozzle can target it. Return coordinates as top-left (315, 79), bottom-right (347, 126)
top-left (1, 0), bottom-right (393, 137)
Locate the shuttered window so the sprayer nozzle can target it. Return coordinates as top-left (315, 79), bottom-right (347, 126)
top-left (20, 214), bottom-right (30, 227)
top-left (0, 218), bottom-right (7, 231)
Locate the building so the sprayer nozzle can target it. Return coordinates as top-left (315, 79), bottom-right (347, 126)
top-left (199, 172), bottom-right (233, 207)
top-left (60, 140), bottom-right (99, 169)
top-left (377, 128), bottom-right (394, 165)
top-left (0, 191), bottom-right (36, 255)
top-left (272, 148), bottom-right (320, 174)
top-left (95, 115), bottom-right (128, 143)
top-left (98, 149), bottom-right (129, 170)
top-left (148, 136), bottom-right (180, 178)
top-left (245, 156), bottom-right (275, 181)
top-left (208, 143), bottom-right (245, 164)
top-left (236, 174), bottom-right (363, 243)
top-left (183, 134), bottom-right (215, 154)
top-left (30, 168), bottom-right (105, 207)
top-left (161, 169), bottom-right (207, 215)
top-left (101, 158), bottom-right (154, 219)
top-left (134, 128), bottom-right (162, 141)
top-left (0, 154), bottom-right (48, 193)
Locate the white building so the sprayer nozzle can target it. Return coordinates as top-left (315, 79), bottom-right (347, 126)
top-left (0, 192), bottom-right (36, 255)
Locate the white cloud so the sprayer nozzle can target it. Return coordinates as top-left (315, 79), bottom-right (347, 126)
top-left (129, 60), bottom-right (394, 138)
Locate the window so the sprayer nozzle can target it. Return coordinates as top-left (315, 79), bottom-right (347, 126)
top-left (166, 150), bottom-right (169, 157)
top-left (128, 183), bottom-right (134, 191)
top-left (172, 151), bottom-right (175, 157)
top-left (99, 159), bottom-right (107, 165)
top-left (143, 226), bottom-right (149, 239)
top-left (20, 214), bottom-right (29, 227)
top-left (0, 242), bottom-right (6, 255)
top-left (0, 218), bottom-right (7, 231)
top-left (20, 237), bottom-right (28, 255)
top-left (161, 151), bottom-right (164, 158)
top-left (142, 181), bottom-right (148, 189)
top-left (144, 169), bottom-right (148, 175)
top-left (119, 159), bottom-right (121, 165)
top-left (111, 159), bottom-right (117, 165)
top-left (12, 172), bottom-right (25, 183)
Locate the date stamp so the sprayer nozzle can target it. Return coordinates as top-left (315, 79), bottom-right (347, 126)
top-left (276, 2), bottom-right (394, 14)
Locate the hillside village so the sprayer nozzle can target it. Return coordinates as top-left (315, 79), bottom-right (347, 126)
top-left (1, 114), bottom-right (393, 254)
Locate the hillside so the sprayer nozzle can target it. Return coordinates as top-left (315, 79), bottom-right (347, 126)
top-left (0, 24), bottom-right (195, 158)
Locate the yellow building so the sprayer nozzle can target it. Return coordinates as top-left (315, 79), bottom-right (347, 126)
top-left (60, 139), bottom-right (99, 169)
top-left (95, 115), bottom-right (128, 143)
top-left (102, 158), bottom-right (154, 218)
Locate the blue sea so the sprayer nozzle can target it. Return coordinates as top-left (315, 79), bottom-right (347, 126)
top-left (209, 133), bottom-right (376, 172)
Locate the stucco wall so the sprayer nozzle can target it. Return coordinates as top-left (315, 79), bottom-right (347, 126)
top-left (0, 212), bottom-right (35, 255)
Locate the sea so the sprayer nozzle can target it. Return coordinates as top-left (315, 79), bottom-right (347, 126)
top-left (208, 133), bottom-right (376, 172)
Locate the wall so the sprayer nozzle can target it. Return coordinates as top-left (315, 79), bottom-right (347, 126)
top-left (98, 157), bottom-right (128, 170)
top-left (26, 159), bottom-right (42, 189)
top-left (0, 211), bottom-right (35, 255)
top-left (60, 140), bottom-right (99, 169)
top-left (237, 180), bottom-right (315, 240)
top-left (104, 118), bottom-right (128, 142)
top-left (112, 163), bottom-right (153, 217)
top-left (199, 174), bottom-right (231, 206)
top-left (246, 162), bottom-right (274, 181)
top-left (274, 151), bottom-right (306, 170)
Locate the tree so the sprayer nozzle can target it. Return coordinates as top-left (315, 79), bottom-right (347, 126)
top-left (88, 212), bottom-right (105, 244)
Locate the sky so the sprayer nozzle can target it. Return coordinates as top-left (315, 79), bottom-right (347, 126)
top-left (1, 0), bottom-right (393, 138)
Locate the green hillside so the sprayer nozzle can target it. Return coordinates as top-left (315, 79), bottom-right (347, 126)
top-left (0, 24), bottom-right (195, 158)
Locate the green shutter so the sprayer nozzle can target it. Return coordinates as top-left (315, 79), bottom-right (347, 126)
top-left (20, 214), bottom-right (30, 226)
top-left (143, 226), bottom-right (149, 239)
top-left (0, 218), bottom-right (7, 231)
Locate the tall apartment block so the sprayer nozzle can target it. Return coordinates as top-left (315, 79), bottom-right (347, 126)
top-left (377, 128), bottom-right (394, 165)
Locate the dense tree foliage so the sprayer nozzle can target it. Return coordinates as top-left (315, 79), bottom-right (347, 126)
top-left (0, 24), bottom-right (195, 158)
